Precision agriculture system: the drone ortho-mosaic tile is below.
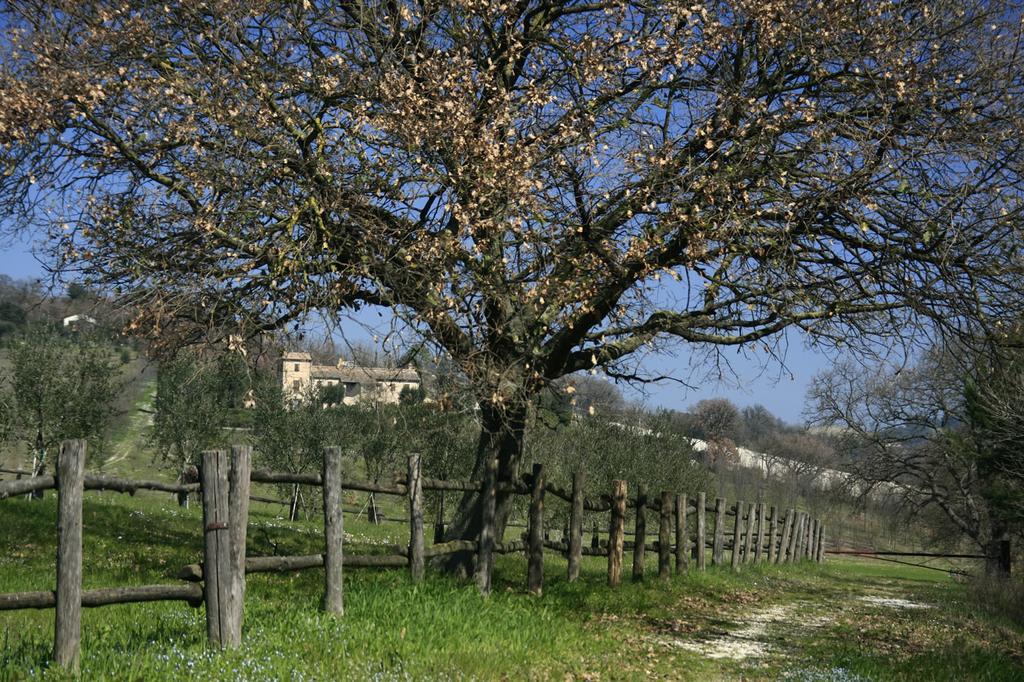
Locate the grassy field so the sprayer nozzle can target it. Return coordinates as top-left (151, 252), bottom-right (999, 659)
top-left (1, 485), bottom-right (1022, 681)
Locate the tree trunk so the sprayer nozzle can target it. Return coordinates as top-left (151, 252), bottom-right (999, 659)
top-left (985, 521), bottom-right (1012, 577)
top-left (437, 400), bottom-right (528, 576)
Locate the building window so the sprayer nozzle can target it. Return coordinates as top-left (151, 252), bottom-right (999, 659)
top-left (292, 380), bottom-right (301, 390)
top-left (294, 363), bottom-right (300, 372)
top-left (344, 382), bottom-right (360, 397)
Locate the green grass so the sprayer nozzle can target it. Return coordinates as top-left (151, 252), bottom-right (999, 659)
top-left (1, 491), bottom-right (1022, 680)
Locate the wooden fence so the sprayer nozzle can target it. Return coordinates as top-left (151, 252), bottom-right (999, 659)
top-left (0, 440), bottom-right (826, 670)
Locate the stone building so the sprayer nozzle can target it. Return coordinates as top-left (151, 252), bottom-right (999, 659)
top-left (279, 351), bottom-right (421, 405)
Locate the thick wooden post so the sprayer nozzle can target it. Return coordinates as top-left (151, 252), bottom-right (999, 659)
top-left (567, 470), bottom-right (584, 582)
top-left (712, 497), bottom-right (725, 566)
top-left (527, 463), bottom-right (546, 595)
top-left (475, 455), bottom-right (498, 595)
top-left (226, 444), bottom-right (251, 647)
top-left (632, 484), bottom-right (648, 581)
top-left (201, 450), bottom-right (231, 647)
top-left (742, 504), bottom-right (755, 564)
top-left (776, 509), bottom-right (793, 564)
top-left (816, 523), bottom-right (826, 563)
top-left (608, 480), bottom-right (627, 587)
top-left (408, 453), bottom-right (425, 583)
top-left (675, 494), bottom-right (688, 573)
top-left (809, 518), bottom-right (819, 562)
top-left (731, 501), bottom-right (745, 572)
top-left (54, 439), bottom-right (86, 670)
top-left (789, 513), bottom-right (803, 562)
top-left (434, 492), bottom-right (446, 545)
top-left (322, 446), bottom-right (344, 614)
top-left (696, 492), bottom-right (707, 571)
top-left (768, 505), bottom-right (779, 564)
top-left (658, 491), bottom-right (672, 579)
top-left (755, 502), bottom-right (767, 563)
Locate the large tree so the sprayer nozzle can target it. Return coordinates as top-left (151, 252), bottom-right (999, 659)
top-left (3, 0), bottom-right (1024, 568)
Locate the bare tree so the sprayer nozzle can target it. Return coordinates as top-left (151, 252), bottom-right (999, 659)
top-left (3, 1), bottom-right (1024, 569)
top-left (808, 346), bottom-right (1024, 569)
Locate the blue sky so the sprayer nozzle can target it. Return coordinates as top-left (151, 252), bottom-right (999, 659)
top-left (0, 236), bottom-right (835, 424)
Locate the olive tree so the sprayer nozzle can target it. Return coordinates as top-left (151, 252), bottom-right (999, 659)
top-left (0, 325), bottom-right (119, 472)
top-left (3, 0), bottom-right (1024, 566)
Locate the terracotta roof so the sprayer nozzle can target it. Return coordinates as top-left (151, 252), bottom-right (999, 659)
top-left (282, 351), bottom-right (312, 361)
top-left (310, 364), bottom-right (420, 383)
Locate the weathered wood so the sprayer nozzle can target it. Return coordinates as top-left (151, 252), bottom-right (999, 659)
top-left (632, 483), bottom-right (648, 582)
top-left (789, 513), bottom-right (803, 562)
top-left (0, 474), bottom-right (55, 499)
top-left (0, 584), bottom-right (204, 611)
top-left (768, 506), bottom-right (779, 563)
top-left (806, 517), bottom-right (815, 559)
top-left (692, 491), bottom-right (708, 565)
top-left (408, 453), bottom-right (425, 583)
top-left (54, 440), bottom-right (86, 670)
top-left (567, 470), bottom-right (585, 582)
top-left (712, 497), bottom-right (726, 566)
top-left (816, 523), bottom-right (826, 563)
top-left (180, 551), bottom-right (410, 581)
top-left (776, 509), bottom-right (793, 564)
top-left (424, 539), bottom-right (478, 558)
top-left (608, 480), bottom-right (627, 586)
top-left (251, 469), bottom-right (408, 496)
top-left (475, 454), bottom-right (498, 595)
top-left (658, 491), bottom-right (672, 579)
top-left (675, 493), bottom-right (688, 573)
top-left (809, 518), bottom-right (818, 561)
top-left (85, 474), bottom-right (199, 495)
top-left (742, 504), bottom-right (755, 564)
top-left (322, 446), bottom-right (345, 614)
top-left (755, 502), bottom-right (767, 563)
top-left (201, 450), bottom-right (231, 648)
top-left (527, 463), bottom-right (546, 595)
top-left (224, 445), bottom-right (251, 648)
top-left (731, 501), bottom-right (745, 572)
top-left (420, 477), bottom-right (481, 492)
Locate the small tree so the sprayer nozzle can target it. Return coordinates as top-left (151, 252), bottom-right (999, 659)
top-left (1, 325), bottom-right (119, 472)
top-left (151, 350), bottom-right (250, 472)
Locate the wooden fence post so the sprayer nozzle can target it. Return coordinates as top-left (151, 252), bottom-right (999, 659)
top-left (201, 450), bottom-right (231, 648)
top-left (696, 492), bottom-right (706, 571)
top-left (742, 504), bottom-right (755, 564)
top-left (817, 523), bottom-right (826, 563)
top-left (567, 470), bottom-right (584, 582)
top-left (632, 484), bottom-right (648, 581)
top-left (675, 493), bottom-right (688, 573)
top-left (527, 463), bottom-right (546, 596)
top-left (658, 491), bottom-right (672, 579)
top-left (712, 497), bottom-right (725, 566)
top-left (776, 509), bottom-right (793, 564)
top-left (731, 501), bottom-right (745, 572)
top-left (226, 444), bottom-right (251, 647)
top-left (809, 518), bottom-right (819, 562)
top-left (475, 455), bottom-right (498, 596)
top-left (408, 453), bottom-right (425, 583)
top-left (755, 502), bottom-right (767, 563)
top-left (768, 506), bottom-right (779, 564)
top-left (798, 512), bottom-right (806, 561)
top-left (322, 446), bottom-right (344, 614)
top-left (54, 439), bottom-right (86, 670)
top-left (788, 513), bottom-right (803, 563)
top-left (608, 480), bottom-right (627, 587)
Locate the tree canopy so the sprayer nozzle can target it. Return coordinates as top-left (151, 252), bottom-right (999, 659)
top-left (3, 0), bottom-right (1024, 550)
